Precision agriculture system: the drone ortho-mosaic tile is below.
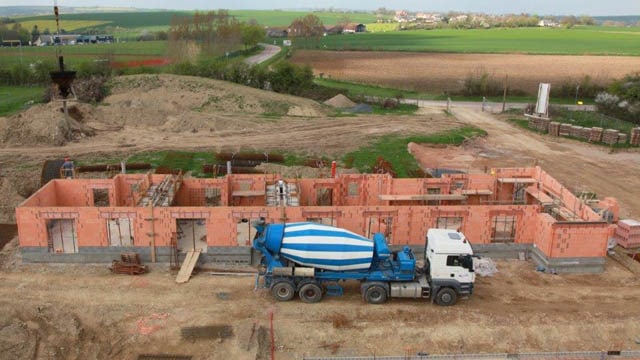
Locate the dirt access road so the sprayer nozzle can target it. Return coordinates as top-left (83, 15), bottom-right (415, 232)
top-left (410, 107), bottom-right (640, 219)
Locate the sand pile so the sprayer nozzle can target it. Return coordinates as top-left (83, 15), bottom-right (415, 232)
top-left (323, 94), bottom-right (356, 108)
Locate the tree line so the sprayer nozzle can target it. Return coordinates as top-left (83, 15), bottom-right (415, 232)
top-left (167, 10), bottom-right (264, 60)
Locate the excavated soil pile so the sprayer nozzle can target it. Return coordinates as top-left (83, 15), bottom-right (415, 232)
top-left (323, 94), bottom-right (356, 108)
top-left (0, 74), bottom-right (328, 147)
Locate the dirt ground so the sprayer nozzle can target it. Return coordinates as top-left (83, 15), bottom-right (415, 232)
top-left (1, 239), bottom-right (639, 359)
top-left (290, 51), bottom-right (640, 94)
top-left (409, 107), bottom-right (640, 219)
top-left (1, 74), bottom-right (640, 358)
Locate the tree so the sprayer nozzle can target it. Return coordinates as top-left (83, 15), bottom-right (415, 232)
top-left (241, 23), bottom-right (264, 49)
top-left (579, 15), bottom-right (595, 25)
top-left (31, 25), bottom-right (40, 43)
top-left (596, 73), bottom-right (640, 124)
top-left (560, 15), bottom-right (578, 28)
top-left (289, 14), bottom-right (324, 48)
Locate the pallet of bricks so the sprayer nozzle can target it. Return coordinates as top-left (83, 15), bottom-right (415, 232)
top-left (589, 127), bottom-right (603, 142)
top-left (602, 129), bottom-right (620, 145)
top-left (548, 122), bottom-right (560, 136)
top-left (632, 127), bottom-right (640, 146)
top-left (614, 219), bottom-right (640, 249)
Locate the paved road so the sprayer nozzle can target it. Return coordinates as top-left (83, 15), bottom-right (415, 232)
top-left (245, 43), bottom-right (281, 65)
top-left (398, 98), bottom-right (596, 113)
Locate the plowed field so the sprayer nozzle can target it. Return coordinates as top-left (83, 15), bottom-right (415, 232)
top-left (291, 51), bottom-right (640, 94)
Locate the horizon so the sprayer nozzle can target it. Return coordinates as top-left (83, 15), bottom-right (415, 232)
top-left (0, 1), bottom-right (639, 17)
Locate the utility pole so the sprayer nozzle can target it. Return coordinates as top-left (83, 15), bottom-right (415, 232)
top-left (502, 75), bottom-right (508, 113)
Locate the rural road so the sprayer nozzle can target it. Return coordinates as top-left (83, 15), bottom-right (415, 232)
top-left (245, 43), bottom-right (281, 65)
top-left (402, 98), bottom-right (596, 113)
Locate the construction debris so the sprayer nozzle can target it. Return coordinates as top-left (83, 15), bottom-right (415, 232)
top-left (180, 325), bottom-right (233, 341)
top-left (473, 257), bottom-right (498, 277)
top-left (110, 252), bottom-right (148, 275)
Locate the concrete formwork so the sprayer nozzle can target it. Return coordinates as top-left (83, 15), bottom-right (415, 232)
top-left (16, 167), bottom-right (619, 272)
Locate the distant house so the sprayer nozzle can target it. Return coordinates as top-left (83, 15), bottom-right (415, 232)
top-left (266, 27), bottom-right (288, 38)
top-left (342, 23), bottom-right (366, 33)
top-left (538, 19), bottom-right (558, 27)
top-left (34, 34), bottom-right (113, 46)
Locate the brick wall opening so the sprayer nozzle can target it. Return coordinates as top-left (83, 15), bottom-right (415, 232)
top-left (46, 219), bottom-right (77, 253)
top-left (176, 219), bottom-right (207, 252)
top-left (491, 216), bottom-right (516, 243)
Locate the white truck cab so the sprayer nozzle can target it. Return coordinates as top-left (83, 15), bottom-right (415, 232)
top-left (425, 228), bottom-right (475, 304)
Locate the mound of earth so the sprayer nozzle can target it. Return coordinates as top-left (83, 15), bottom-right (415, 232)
top-left (324, 94), bottom-right (356, 108)
top-left (0, 74), bottom-right (329, 146)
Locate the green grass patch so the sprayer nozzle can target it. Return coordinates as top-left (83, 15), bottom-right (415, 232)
top-left (315, 77), bottom-right (424, 99)
top-left (313, 27), bottom-right (640, 55)
top-left (0, 86), bottom-right (45, 116)
top-left (371, 103), bottom-right (419, 115)
top-left (343, 126), bottom-right (487, 177)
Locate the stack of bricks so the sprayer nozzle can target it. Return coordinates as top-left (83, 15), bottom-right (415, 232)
top-left (589, 127), bottom-right (603, 142)
top-left (559, 123), bottom-right (572, 136)
top-left (570, 125), bottom-right (583, 138)
top-left (548, 122), bottom-right (560, 136)
top-left (617, 133), bottom-right (628, 144)
top-left (579, 127), bottom-right (591, 140)
top-left (630, 127), bottom-right (640, 146)
top-left (528, 117), bottom-right (550, 133)
top-left (614, 219), bottom-right (640, 249)
top-left (602, 129), bottom-right (620, 145)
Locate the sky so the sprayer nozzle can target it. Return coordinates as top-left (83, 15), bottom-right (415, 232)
top-left (2, 0), bottom-right (639, 16)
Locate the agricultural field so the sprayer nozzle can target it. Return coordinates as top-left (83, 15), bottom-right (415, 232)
top-left (291, 51), bottom-right (640, 95)
top-left (15, 19), bottom-right (110, 33)
top-left (310, 27), bottom-right (640, 55)
top-left (0, 40), bottom-right (168, 67)
top-left (16, 11), bottom-right (188, 29)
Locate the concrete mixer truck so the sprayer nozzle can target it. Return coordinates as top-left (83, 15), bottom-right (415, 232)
top-left (252, 221), bottom-right (475, 306)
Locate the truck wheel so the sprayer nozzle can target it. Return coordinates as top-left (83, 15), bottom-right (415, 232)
top-left (298, 283), bottom-right (322, 303)
top-left (271, 281), bottom-right (295, 301)
top-left (435, 287), bottom-right (457, 306)
top-left (365, 285), bottom-right (387, 304)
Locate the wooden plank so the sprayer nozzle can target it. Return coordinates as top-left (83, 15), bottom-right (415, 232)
top-left (232, 190), bottom-right (264, 197)
top-left (378, 194), bottom-right (467, 201)
top-left (461, 189), bottom-right (493, 195)
top-left (498, 177), bottom-right (538, 184)
top-left (176, 249), bottom-right (201, 284)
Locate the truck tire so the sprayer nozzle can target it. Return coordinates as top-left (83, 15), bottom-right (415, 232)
top-left (298, 283), bottom-right (322, 303)
top-left (365, 285), bottom-right (388, 304)
top-left (435, 287), bottom-right (457, 306)
top-left (271, 281), bottom-right (295, 301)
